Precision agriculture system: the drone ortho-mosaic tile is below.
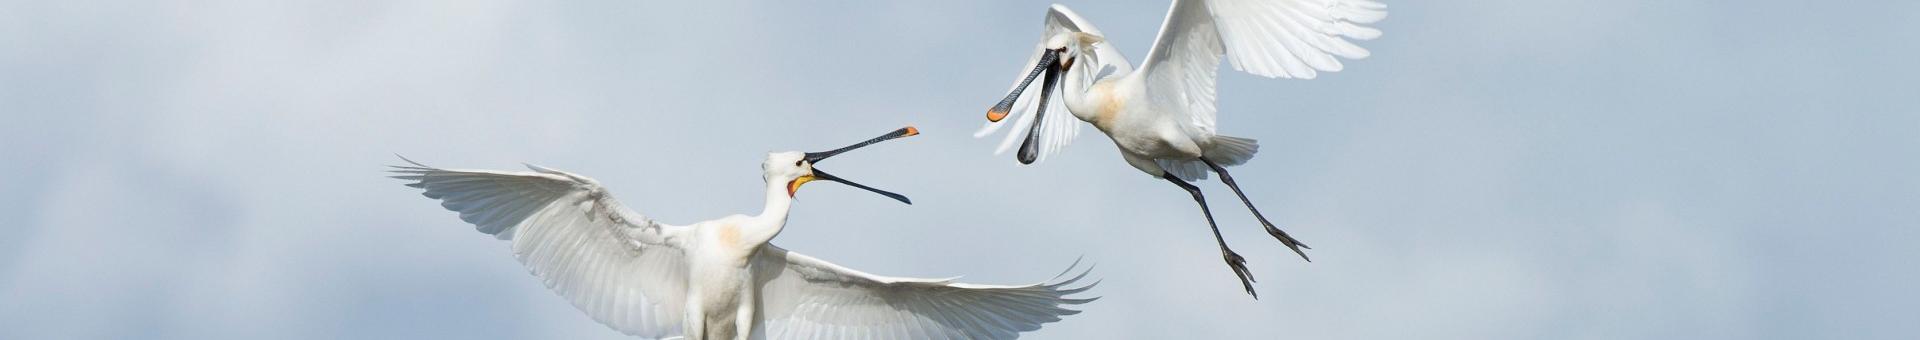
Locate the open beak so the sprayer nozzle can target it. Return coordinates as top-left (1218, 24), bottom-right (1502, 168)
top-left (986, 51), bottom-right (1060, 123)
top-left (790, 126), bottom-right (918, 204)
top-left (1013, 51), bottom-right (1065, 165)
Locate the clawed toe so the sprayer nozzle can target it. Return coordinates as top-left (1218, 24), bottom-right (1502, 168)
top-left (1222, 249), bottom-right (1258, 298)
top-left (1264, 224), bottom-right (1312, 262)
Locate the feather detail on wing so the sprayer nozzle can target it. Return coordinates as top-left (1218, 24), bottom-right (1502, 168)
top-left (749, 247), bottom-right (1097, 340)
top-left (1140, 0), bottom-right (1385, 135)
top-left (390, 157), bottom-right (692, 338)
top-left (1209, 0), bottom-right (1386, 79)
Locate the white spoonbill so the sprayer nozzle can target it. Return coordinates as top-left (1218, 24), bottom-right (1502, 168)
top-left (975, 1), bottom-right (1386, 297)
top-left (392, 127), bottom-right (1096, 339)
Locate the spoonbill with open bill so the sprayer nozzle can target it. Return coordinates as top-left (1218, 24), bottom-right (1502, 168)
top-left (975, 0), bottom-right (1386, 297)
top-left (392, 127), bottom-right (1096, 339)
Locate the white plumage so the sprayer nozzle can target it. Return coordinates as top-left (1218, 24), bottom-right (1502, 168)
top-left (980, 0), bottom-right (1386, 164)
top-left (976, 0), bottom-right (1385, 298)
top-left (392, 128), bottom-right (1094, 339)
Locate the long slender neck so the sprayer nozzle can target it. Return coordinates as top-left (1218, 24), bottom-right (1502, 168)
top-left (743, 179), bottom-right (794, 246)
top-left (1060, 55), bottom-right (1100, 122)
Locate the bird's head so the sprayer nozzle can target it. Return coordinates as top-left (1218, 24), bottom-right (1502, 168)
top-left (1043, 32), bottom-right (1104, 71)
top-left (764, 126), bottom-right (918, 204)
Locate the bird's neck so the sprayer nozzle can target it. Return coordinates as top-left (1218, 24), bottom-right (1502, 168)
top-left (746, 180), bottom-right (795, 245)
top-left (1060, 63), bottom-right (1101, 123)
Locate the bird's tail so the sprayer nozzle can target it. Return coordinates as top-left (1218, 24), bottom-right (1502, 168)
top-left (1156, 135), bottom-right (1260, 181)
top-left (1204, 135), bottom-right (1260, 166)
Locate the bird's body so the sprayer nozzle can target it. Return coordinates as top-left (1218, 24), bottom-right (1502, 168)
top-left (682, 215), bottom-right (775, 339)
top-left (393, 128), bottom-right (1094, 339)
top-left (1060, 72), bottom-right (1207, 176)
top-left (978, 0), bottom-right (1386, 297)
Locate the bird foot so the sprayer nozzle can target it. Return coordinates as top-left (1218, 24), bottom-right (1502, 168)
top-left (1264, 224), bottom-right (1312, 262)
top-left (1222, 249), bottom-right (1258, 298)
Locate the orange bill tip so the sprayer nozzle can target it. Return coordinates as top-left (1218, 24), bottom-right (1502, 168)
top-left (903, 126), bottom-right (919, 136)
top-left (986, 109), bottom-right (1009, 122)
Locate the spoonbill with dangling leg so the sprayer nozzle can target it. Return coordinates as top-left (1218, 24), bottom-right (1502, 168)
top-left (392, 127), bottom-right (1096, 339)
top-left (975, 0), bottom-right (1386, 298)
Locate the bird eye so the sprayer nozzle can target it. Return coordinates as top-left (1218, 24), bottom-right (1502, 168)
top-left (795, 160), bottom-right (805, 167)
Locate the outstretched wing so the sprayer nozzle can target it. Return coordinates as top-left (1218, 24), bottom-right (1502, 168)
top-left (390, 157), bottom-right (692, 338)
top-left (749, 246), bottom-right (1097, 340)
top-left (1140, 0), bottom-right (1386, 135)
top-left (974, 4), bottom-right (1132, 164)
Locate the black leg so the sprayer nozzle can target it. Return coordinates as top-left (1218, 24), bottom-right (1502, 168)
top-left (1202, 158), bottom-right (1311, 262)
top-left (1164, 172), bottom-right (1258, 298)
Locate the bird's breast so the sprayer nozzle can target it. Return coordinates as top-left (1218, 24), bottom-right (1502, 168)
top-left (1083, 82), bottom-right (1129, 132)
top-left (715, 223), bottom-right (742, 247)
top-left (697, 221), bottom-right (761, 265)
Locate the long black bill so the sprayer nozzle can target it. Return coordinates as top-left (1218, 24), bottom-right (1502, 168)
top-left (802, 126), bottom-right (918, 205)
top-left (811, 169), bottom-right (911, 205)
top-left (1015, 53), bottom-right (1062, 165)
top-left (804, 126), bottom-right (918, 163)
top-left (986, 51), bottom-right (1059, 123)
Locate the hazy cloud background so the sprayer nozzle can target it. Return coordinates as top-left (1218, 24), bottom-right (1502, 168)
top-left (3, 1), bottom-right (1915, 339)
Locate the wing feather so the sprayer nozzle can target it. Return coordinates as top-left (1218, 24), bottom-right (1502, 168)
top-left (391, 158), bottom-right (691, 338)
top-left (750, 247), bottom-right (1095, 339)
top-left (1140, 0), bottom-right (1386, 134)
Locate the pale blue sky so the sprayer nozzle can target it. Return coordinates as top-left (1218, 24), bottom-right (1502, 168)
top-left (3, 1), bottom-right (1916, 339)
